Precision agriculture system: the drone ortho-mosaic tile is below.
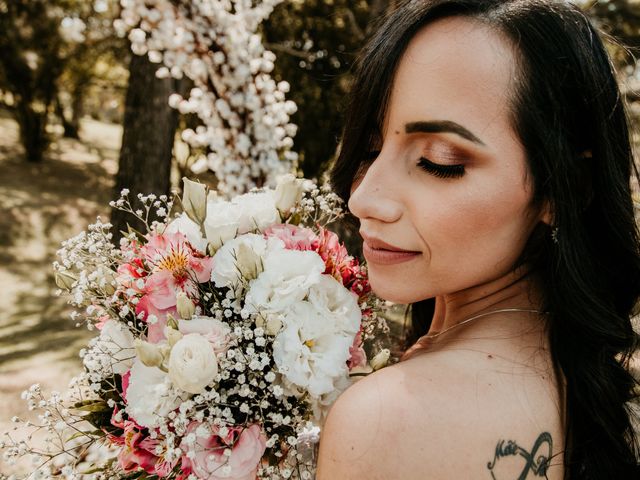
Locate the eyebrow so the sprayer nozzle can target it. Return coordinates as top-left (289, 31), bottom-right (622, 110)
top-left (405, 120), bottom-right (486, 146)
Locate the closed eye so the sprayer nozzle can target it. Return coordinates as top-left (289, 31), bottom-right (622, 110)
top-left (418, 156), bottom-right (465, 179)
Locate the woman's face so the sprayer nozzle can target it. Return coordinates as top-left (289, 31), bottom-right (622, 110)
top-left (349, 17), bottom-right (549, 304)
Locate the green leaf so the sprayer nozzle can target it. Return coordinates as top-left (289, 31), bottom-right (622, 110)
top-left (72, 400), bottom-right (110, 413)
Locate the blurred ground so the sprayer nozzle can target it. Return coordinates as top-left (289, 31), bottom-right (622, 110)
top-left (0, 110), bottom-right (121, 475)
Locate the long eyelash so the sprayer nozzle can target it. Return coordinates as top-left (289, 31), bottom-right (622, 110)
top-left (417, 156), bottom-right (465, 179)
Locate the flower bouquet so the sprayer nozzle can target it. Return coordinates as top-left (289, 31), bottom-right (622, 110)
top-left (1, 176), bottom-right (388, 479)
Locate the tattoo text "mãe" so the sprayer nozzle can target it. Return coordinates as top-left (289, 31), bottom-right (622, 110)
top-left (487, 432), bottom-right (552, 480)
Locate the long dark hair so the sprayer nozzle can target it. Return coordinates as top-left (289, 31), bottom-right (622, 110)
top-left (330, 0), bottom-right (640, 477)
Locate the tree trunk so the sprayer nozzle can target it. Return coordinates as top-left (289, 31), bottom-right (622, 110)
top-left (15, 99), bottom-right (48, 163)
top-left (69, 85), bottom-right (85, 137)
top-left (110, 53), bottom-right (179, 241)
top-left (55, 96), bottom-right (79, 139)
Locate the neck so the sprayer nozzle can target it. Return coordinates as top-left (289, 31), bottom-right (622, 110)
top-left (428, 266), bottom-right (544, 337)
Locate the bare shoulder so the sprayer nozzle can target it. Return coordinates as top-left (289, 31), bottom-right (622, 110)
top-left (316, 349), bottom-right (564, 480)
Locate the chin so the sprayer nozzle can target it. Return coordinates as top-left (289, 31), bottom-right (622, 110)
top-left (369, 275), bottom-right (426, 305)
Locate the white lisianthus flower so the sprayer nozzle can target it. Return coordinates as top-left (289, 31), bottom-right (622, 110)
top-left (307, 275), bottom-right (362, 334)
top-left (178, 316), bottom-right (231, 354)
top-left (96, 320), bottom-right (136, 375)
top-left (211, 234), bottom-right (282, 288)
top-left (311, 374), bottom-right (353, 425)
top-left (272, 278), bottom-right (361, 398)
top-left (203, 199), bottom-right (241, 249)
top-left (245, 249), bottom-right (325, 313)
top-left (165, 213), bottom-right (208, 253)
top-left (232, 190), bottom-right (279, 233)
top-left (125, 360), bottom-right (185, 428)
top-left (168, 333), bottom-right (218, 394)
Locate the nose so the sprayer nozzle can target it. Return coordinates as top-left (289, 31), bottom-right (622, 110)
top-left (348, 152), bottom-right (403, 223)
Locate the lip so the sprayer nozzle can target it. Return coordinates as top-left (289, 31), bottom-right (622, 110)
top-left (360, 232), bottom-right (421, 265)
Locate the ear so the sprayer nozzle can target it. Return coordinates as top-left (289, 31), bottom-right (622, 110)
top-left (539, 199), bottom-right (554, 226)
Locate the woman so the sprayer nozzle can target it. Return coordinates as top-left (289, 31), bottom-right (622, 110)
top-left (317, 0), bottom-right (640, 478)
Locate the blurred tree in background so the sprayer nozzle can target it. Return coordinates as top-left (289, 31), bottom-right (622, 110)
top-left (582, 0), bottom-right (640, 135)
top-left (263, 0), bottom-right (395, 179)
top-left (110, 53), bottom-right (181, 240)
top-left (0, 0), bottom-right (121, 162)
top-left (0, 0), bottom-right (637, 179)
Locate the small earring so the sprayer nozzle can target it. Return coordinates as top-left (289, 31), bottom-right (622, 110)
top-left (551, 226), bottom-right (559, 244)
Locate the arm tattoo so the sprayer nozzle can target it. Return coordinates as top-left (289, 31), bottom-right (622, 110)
top-left (487, 432), bottom-right (552, 480)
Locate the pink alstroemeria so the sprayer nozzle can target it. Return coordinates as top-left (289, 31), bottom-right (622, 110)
top-left (116, 257), bottom-right (147, 293)
top-left (108, 406), bottom-right (176, 477)
top-left (136, 232), bottom-right (213, 343)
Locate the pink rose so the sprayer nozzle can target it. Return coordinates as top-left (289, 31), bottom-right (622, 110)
top-left (181, 422), bottom-right (266, 480)
top-left (264, 224), bottom-right (319, 251)
top-left (178, 316), bottom-right (231, 354)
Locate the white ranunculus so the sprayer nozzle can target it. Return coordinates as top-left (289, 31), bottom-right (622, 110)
top-left (178, 316), bottom-right (231, 354)
top-left (97, 320), bottom-right (136, 375)
top-left (272, 300), bottom-right (357, 398)
top-left (125, 360), bottom-right (185, 428)
top-left (232, 190), bottom-right (279, 233)
top-left (211, 234), bottom-right (281, 288)
top-left (203, 199), bottom-right (241, 249)
top-left (165, 213), bottom-right (208, 253)
top-left (168, 333), bottom-right (218, 394)
top-left (245, 248), bottom-right (325, 313)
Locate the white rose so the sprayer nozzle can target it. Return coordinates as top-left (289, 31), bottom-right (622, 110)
top-left (97, 320), bottom-right (136, 375)
top-left (125, 360), bottom-right (185, 428)
top-left (178, 316), bottom-right (231, 354)
top-left (165, 213), bottom-right (208, 253)
top-left (232, 190), bottom-right (279, 233)
top-left (245, 249), bottom-right (325, 313)
top-left (168, 334), bottom-right (218, 394)
top-left (203, 199), bottom-right (241, 249)
top-left (272, 301), bottom-right (355, 398)
top-left (211, 234), bottom-right (281, 288)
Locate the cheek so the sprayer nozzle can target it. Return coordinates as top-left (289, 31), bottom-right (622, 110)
top-left (418, 182), bottom-right (536, 280)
